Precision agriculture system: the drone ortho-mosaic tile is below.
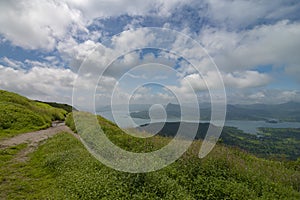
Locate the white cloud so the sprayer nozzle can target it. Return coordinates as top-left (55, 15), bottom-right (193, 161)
top-left (208, 0), bottom-right (266, 28)
top-left (167, 70), bottom-right (271, 105)
top-left (248, 91), bottom-right (266, 101)
top-left (223, 71), bottom-right (271, 88)
top-left (0, 65), bottom-right (76, 103)
top-left (0, 0), bottom-right (85, 50)
top-left (129, 86), bottom-right (174, 104)
top-left (58, 28), bottom-right (177, 80)
top-left (57, 28), bottom-right (155, 74)
top-left (207, 0), bottom-right (300, 29)
top-left (57, 38), bottom-right (98, 71)
top-left (0, 0), bottom-right (299, 107)
top-left (0, 57), bottom-right (25, 70)
top-left (0, 0), bottom-right (193, 51)
top-left (199, 20), bottom-right (300, 79)
top-left (228, 89), bottom-right (300, 104)
top-left (64, 0), bottom-right (188, 19)
top-left (111, 28), bottom-right (155, 52)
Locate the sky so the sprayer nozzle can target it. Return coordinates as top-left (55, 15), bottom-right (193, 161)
top-left (0, 0), bottom-right (300, 110)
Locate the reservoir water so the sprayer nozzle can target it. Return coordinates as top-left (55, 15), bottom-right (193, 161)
top-left (98, 111), bottom-right (300, 135)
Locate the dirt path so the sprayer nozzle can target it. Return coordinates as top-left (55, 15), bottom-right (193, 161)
top-left (0, 122), bottom-right (79, 162)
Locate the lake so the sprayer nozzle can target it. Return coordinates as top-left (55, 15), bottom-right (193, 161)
top-left (98, 111), bottom-right (300, 135)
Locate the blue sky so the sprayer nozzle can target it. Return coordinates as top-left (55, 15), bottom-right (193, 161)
top-left (0, 0), bottom-right (300, 108)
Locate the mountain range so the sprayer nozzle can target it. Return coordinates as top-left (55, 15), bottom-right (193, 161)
top-left (130, 102), bottom-right (300, 122)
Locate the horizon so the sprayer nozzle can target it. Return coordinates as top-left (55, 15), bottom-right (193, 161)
top-left (96, 100), bottom-right (300, 108)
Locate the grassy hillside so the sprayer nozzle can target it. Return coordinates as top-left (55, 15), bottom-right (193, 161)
top-left (0, 112), bottom-right (299, 199)
top-left (64, 113), bottom-right (300, 199)
top-left (0, 90), bottom-right (67, 139)
top-left (34, 100), bottom-right (76, 113)
top-left (1, 92), bottom-right (299, 199)
top-left (138, 122), bottom-right (300, 160)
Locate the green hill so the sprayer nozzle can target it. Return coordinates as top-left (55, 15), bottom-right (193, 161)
top-left (0, 111), bottom-right (299, 199)
top-left (34, 100), bottom-right (76, 113)
top-left (3, 132), bottom-right (300, 199)
top-left (0, 90), bottom-right (67, 139)
top-left (61, 112), bottom-right (299, 199)
top-left (0, 90), bottom-right (299, 199)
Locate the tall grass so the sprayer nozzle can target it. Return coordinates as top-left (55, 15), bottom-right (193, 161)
top-left (0, 90), bottom-right (67, 139)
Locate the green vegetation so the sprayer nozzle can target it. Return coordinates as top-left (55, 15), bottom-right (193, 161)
top-left (0, 90), bottom-right (67, 139)
top-left (35, 100), bottom-right (76, 113)
top-left (65, 112), bottom-right (76, 132)
top-left (62, 113), bottom-right (300, 199)
top-left (1, 123), bottom-right (300, 199)
top-left (221, 126), bottom-right (300, 160)
top-left (1, 90), bottom-right (299, 199)
top-left (139, 122), bottom-right (300, 160)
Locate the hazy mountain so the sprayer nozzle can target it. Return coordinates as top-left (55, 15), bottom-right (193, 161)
top-left (97, 104), bottom-right (152, 112)
top-left (130, 102), bottom-right (300, 122)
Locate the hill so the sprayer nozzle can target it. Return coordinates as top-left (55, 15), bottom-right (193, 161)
top-left (0, 110), bottom-right (299, 198)
top-left (0, 90), bottom-right (67, 139)
top-left (130, 102), bottom-right (300, 122)
top-left (35, 100), bottom-right (76, 113)
top-left (0, 89), bottom-right (299, 199)
top-left (138, 122), bottom-right (300, 160)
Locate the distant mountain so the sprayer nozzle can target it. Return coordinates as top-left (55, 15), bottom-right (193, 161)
top-left (234, 101), bottom-right (300, 121)
top-left (97, 104), bottom-right (152, 112)
top-left (165, 103), bottom-right (181, 117)
top-left (130, 103), bottom-right (195, 119)
top-left (130, 101), bottom-right (300, 122)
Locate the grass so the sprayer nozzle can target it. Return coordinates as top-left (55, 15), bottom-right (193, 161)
top-left (7, 113), bottom-right (289, 199)
top-left (222, 126), bottom-right (300, 160)
top-left (0, 131), bottom-right (299, 199)
top-left (0, 90), bottom-right (67, 140)
top-left (0, 89), bottom-right (299, 199)
top-left (34, 100), bottom-right (76, 113)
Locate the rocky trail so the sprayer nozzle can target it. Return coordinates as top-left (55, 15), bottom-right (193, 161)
top-left (0, 121), bottom-right (78, 162)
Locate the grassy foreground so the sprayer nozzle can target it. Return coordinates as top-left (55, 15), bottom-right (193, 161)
top-left (0, 89), bottom-right (299, 199)
top-left (0, 90), bottom-right (67, 140)
top-left (0, 113), bottom-right (299, 199)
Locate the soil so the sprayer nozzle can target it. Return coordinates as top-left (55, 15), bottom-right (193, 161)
top-left (0, 122), bottom-right (79, 162)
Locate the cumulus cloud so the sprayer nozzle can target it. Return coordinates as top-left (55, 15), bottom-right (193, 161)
top-left (0, 57), bottom-right (25, 70)
top-left (0, 65), bottom-right (76, 103)
top-left (169, 70), bottom-right (271, 99)
top-left (0, 0), bottom-right (299, 106)
top-left (111, 28), bottom-right (155, 51)
top-left (129, 86), bottom-right (174, 105)
top-left (223, 71), bottom-right (272, 88)
top-left (207, 0), bottom-right (300, 29)
top-left (64, 0), bottom-right (190, 19)
top-left (0, 0), bottom-right (194, 51)
top-left (0, 0), bottom-right (86, 50)
top-left (227, 89), bottom-right (300, 104)
top-left (57, 28), bottom-right (155, 73)
top-left (57, 38), bottom-right (98, 71)
top-left (199, 20), bottom-right (300, 79)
